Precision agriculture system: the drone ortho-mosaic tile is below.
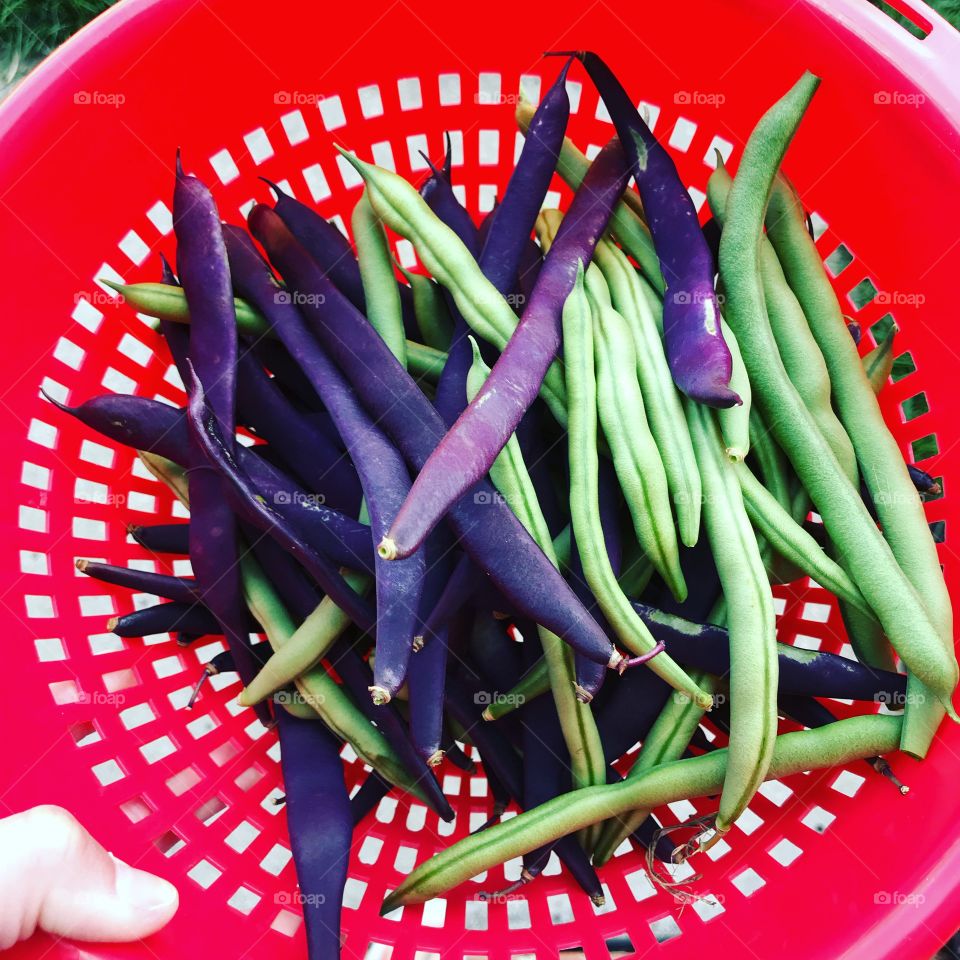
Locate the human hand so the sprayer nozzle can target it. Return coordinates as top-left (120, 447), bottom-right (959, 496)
top-left (0, 805), bottom-right (179, 949)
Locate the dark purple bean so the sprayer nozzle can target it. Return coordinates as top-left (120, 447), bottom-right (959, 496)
top-left (236, 348), bottom-right (361, 514)
top-left (49, 393), bottom-right (374, 572)
top-left (77, 559), bottom-right (198, 605)
top-left (129, 522), bottom-right (190, 554)
top-left (248, 205), bottom-right (620, 671)
top-left (562, 51), bottom-right (738, 407)
top-left (173, 157), bottom-right (260, 700)
top-left (224, 225), bottom-right (423, 700)
top-left (108, 601), bottom-right (254, 639)
top-left (640, 535), bottom-right (720, 621)
top-left (596, 667), bottom-right (673, 763)
top-left (186, 372), bottom-right (375, 629)
top-left (250, 338), bottom-right (326, 414)
top-left (276, 709), bottom-right (351, 959)
top-left (517, 237), bottom-right (543, 305)
top-left (351, 771), bottom-right (391, 825)
top-left (632, 601), bottom-right (907, 702)
top-left (418, 552), bottom-right (476, 643)
top-left (478, 58), bottom-right (571, 297)
top-left (383, 138), bottom-right (632, 556)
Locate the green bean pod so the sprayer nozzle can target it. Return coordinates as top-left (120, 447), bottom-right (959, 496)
top-left (563, 267), bottom-right (712, 709)
top-left (111, 279), bottom-right (447, 386)
top-left (719, 71), bottom-right (957, 720)
top-left (748, 411), bottom-right (792, 511)
top-left (593, 672), bottom-right (714, 866)
top-left (766, 175), bottom-right (955, 754)
top-left (686, 399), bottom-right (777, 834)
top-left (399, 265), bottom-right (454, 351)
top-left (482, 659), bottom-right (550, 722)
top-left (337, 150), bottom-right (567, 423)
top-left (466, 337), bottom-right (605, 790)
top-left (237, 570), bottom-right (367, 706)
top-left (352, 191), bottom-right (407, 365)
top-left (382, 713), bottom-right (902, 909)
top-left (591, 292), bottom-right (686, 600)
top-left (738, 464), bottom-right (874, 617)
top-left (515, 99), bottom-right (664, 292)
top-left (592, 238), bottom-right (702, 547)
top-left (716, 317), bottom-right (752, 461)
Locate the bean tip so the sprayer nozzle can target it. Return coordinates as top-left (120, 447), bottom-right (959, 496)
top-left (573, 683), bottom-right (594, 704)
top-left (609, 648), bottom-right (627, 673)
top-left (377, 537), bottom-right (398, 561)
top-left (75, 558), bottom-right (88, 572)
top-left (427, 749), bottom-right (445, 767)
top-left (105, 616), bottom-right (119, 633)
top-left (590, 893), bottom-right (606, 907)
top-left (480, 707), bottom-right (494, 721)
top-left (725, 446), bottom-right (746, 462)
top-left (411, 635), bottom-right (425, 653)
top-left (368, 685), bottom-right (392, 706)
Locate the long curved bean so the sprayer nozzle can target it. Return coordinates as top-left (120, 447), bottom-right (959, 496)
top-left (400, 267), bottom-right (453, 351)
top-left (591, 291), bottom-right (686, 599)
top-left (718, 72), bottom-right (958, 719)
top-left (716, 317), bottom-right (752, 460)
top-left (249, 204), bottom-right (622, 672)
top-left (352, 191), bottom-right (407, 365)
top-left (338, 152), bottom-right (567, 421)
top-left (768, 174), bottom-right (955, 754)
top-left (564, 268), bottom-right (712, 709)
top-left (592, 238), bottom-right (701, 546)
top-left (383, 714), bottom-right (902, 908)
top-left (466, 337), bottom-right (605, 790)
top-left (686, 398), bottom-right (777, 834)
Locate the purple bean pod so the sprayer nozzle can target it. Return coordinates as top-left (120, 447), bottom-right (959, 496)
top-left (351, 771), bottom-right (391, 825)
top-left (108, 601), bottom-right (254, 638)
top-left (248, 205), bottom-right (620, 671)
top-left (236, 349), bottom-right (361, 514)
top-left (186, 370), bottom-right (375, 629)
top-left (77, 559), bottom-right (199, 605)
top-left (275, 709), bottom-right (352, 960)
top-left (632, 601), bottom-right (907, 702)
top-left (224, 224), bottom-right (424, 701)
top-left (173, 156), bottom-right (261, 699)
top-left (48, 393), bottom-right (375, 573)
top-left (479, 58), bottom-right (572, 296)
top-left (560, 51), bottom-right (739, 407)
top-left (383, 137), bottom-right (632, 557)
top-left (129, 522), bottom-right (190, 554)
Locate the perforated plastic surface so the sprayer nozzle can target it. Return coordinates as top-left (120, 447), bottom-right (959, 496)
top-left (2, 0), bottom-right (960, 958)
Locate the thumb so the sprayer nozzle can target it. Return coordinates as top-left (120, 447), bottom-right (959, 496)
top-left (0, 805), bottom-right (179, 949)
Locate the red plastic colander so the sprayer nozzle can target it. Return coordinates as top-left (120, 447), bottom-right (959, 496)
top-left (2, 0), bottom-right (960, 957)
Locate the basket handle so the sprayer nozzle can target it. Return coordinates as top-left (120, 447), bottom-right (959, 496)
top-left (805, 0), bottom-right (960, 127)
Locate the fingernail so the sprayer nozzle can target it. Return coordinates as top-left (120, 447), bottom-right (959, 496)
top-left (111, 853), bottom-right (179, 913)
